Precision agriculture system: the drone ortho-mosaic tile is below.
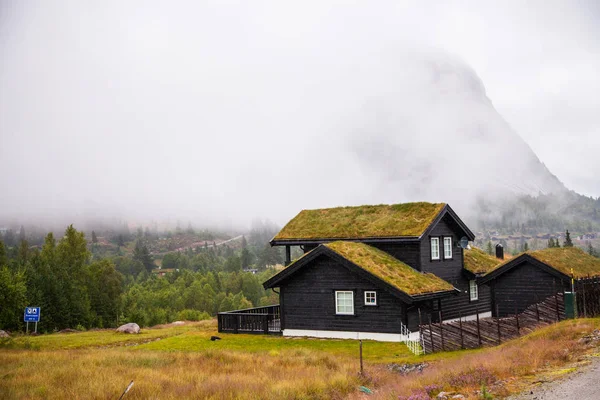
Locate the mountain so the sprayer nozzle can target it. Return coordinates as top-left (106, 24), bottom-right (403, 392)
top-left (345, 52), bottom-right (567, 223)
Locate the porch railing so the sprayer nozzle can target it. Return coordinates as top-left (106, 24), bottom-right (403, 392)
top-left (217, 304), bottom-right (281, 334)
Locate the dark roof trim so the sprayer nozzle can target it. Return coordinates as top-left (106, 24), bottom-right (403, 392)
top-left (263, 246), bottom-right (456, 304)
top-left (478, 254), bottom-right (570, 285)
top-left (270, 236), bottom-right (420, 247)
top-left (421, 204), bottom-right (475, 241)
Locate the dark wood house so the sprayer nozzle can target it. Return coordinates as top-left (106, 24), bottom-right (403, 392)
top-left (478, 247), bottom-right (600, 317)
top-left (262, 202), bottom-right (494, 341)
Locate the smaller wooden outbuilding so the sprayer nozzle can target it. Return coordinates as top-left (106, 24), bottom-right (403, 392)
top-left (479, 247), bottom-right (600, 317)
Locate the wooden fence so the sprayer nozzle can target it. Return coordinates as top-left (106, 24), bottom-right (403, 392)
top-left (217, 305), bottom-right (281, 334)
top-left (575, 277), bottom-right (600, 318)
top-left (421, 293), bottom-right (564, 354)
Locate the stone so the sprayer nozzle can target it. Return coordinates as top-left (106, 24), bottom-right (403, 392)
top-left (0, 330), bottom-right (9, 338)
top-left (116, 323), bottom-right (140, 334)
top-left (171, 321), bottom-right (185, 326)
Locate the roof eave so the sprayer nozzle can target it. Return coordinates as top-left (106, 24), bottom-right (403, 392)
top-left (270, 236), bottom-right (421, 247)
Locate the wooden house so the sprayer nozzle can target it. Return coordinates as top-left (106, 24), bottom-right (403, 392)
top-left (478, 247), bottom-right (600, 317)
top-left (262, 202), bottom-right (493, 341)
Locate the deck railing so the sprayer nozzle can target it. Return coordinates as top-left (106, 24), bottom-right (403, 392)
top-left (217, 305), bottom-right (281, 334)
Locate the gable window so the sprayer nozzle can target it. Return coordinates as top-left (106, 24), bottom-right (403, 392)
top-left (469, 280), bottom-right (478, 301)
top-left (431, 237), bottom-right (440, 260)
top-left (364, 291), bottom-right (377, 306)
top-left (335, 291), bottom-right (354, 315)
top-left (443, 237), bottom-right (453, 259)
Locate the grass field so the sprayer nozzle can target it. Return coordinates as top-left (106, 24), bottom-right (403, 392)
top-left (1, 319), bottom-right (599, 399)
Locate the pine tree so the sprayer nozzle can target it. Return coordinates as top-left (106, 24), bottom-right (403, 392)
top-left (19, 225), bottom-right (26, 242)
top-left (0, 240), bottom-right (6, 266)
top-left (91, 231), bottom-right (98, 244)
top-left (486, 241), bottom-right (493, 255)
top-left (588, 242), bottom-right (596, 257)
top-left (133, 240), bottom-right (154, 272)
top-left (563, 230), bottom-right (574, 247)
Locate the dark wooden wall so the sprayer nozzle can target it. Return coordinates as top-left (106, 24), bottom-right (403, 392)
top-left (440, 279), bottom-right (492, 320)
top-left (279, 254), bottom-right (408, 334)
top-left (420, 215), bottom-right (464, 281)
top-left (489, 261), bottom-right (569, 317)
top-left (371, 242), bottom-right (421, 271)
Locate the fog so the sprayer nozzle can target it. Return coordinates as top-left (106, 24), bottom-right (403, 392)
top-left (1, 1), bottom-right (599, 229)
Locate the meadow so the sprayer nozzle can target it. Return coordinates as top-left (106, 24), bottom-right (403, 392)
top-left (1, 318), bottom-right (599, 399)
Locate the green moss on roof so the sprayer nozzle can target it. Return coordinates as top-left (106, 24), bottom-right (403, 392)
top-left (274, 202), bottom-right (445, 241)
top-left (324, 241), bottom-right (454, 296)
top-left (463, 247), bottom-right (502, 275)
top-left (528, 247), bottom-right (600, 278)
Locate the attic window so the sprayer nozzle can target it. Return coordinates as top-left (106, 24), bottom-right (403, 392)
top-left (431, 237), bottom-right (440, 260)
top-left (335, 291), bottom-right (354, 315)
top-left (364, 291), bottom-right (377, 306)
top-left (444, 237), bottom-right (453, 259)
top-left (469, 280), bottom-right (478, 301)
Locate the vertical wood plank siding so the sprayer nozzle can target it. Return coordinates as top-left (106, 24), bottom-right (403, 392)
top-left (490, 261), bottom-right (569, 317)
top-left (371, 242), bottom-right (421, 271)
top-left (418, 215), bottom-right (492, 319)
top-left (280, 254), bottom-right (408, 333)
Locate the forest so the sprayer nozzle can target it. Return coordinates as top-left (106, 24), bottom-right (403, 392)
top-left (0, 223), bottom-right (283, 333)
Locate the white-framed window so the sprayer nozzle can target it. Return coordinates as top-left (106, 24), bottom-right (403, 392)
top-left (431, 237), bottom-right (440, 260)
top-left (444, 237), bottom-right (453, 259)
top-left (469, 280), bottom-right (478, 301)
top-left (335, 291), bottom-right (354, 315)
top-left (364, 291), bottom-right (377, 306)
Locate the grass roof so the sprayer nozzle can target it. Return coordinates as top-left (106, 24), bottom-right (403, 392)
top-left (274, 202), bottom-right (446, 241)
top-left (528, 247), bottom-right (600, 279)
top-left (324, 241), bottom-right (454, 296)
top-left (463, 247), bottom-right (503, 275)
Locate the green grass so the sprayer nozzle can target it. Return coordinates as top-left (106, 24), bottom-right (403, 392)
top-left (1, 323), bottom-right (199, 351)
top-left (324, 241), bottom-right (454, 295)
top-left (528, 247), bottom-right (600, 278)
top-left (136, 330), bottom-right (415, 363)
top-left (274, 202), bottom-right (445, 240)
top-left (463, 247), bottom-right (502, 275)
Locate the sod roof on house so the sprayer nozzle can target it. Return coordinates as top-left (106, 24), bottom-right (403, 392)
top-left (273, 202), bottom-right (446, 241)
top-left (463, 247), bottom-right (503, 275)
top-left (527, 247), bottom-right (600, 278)
top-left (324, 241), bottom-right (454, 296)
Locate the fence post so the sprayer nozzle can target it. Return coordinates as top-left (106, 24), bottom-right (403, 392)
top-left (535, 300), bottom-right (540, 322)
top-left (459, 312), bottom-right (464, 350)
top-left (359, 340), bottom-right (363, 375)
top-left (583, 282), bottom-right (587, 318)
top-left (438, 311), bottom-right (445, 351)
top-left (234, 315), bottom-right (239, 334)
top-left (428, 315), bottom-right (434, 353)
top-left (476, 308), bottom-right (482, 347)
top-left (554, 293), bottom-right (560, 321)
top-left (263, 314), bottom-right (269, 334)
top-left (496, 305), bottom-right (502, 344)
top-left (514, 304), bottom-right (520, 334)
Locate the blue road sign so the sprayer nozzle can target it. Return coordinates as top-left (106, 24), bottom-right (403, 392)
top-left (24, 307), bottom-right (40, 322)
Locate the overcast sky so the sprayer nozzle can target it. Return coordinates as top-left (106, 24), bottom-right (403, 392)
top-left (1, 1), bottom-right (599, 228)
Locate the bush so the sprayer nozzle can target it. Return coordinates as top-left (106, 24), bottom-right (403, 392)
top-left (176, 309), bottom-right (211, 321)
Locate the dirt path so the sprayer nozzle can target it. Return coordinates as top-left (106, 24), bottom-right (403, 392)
top-left (508, 356), bottom-right (600, 400)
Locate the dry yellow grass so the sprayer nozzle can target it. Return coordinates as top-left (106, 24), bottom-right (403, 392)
top-left (274, 203), bottom-right (445, 240)
top-left (0, 348), bottom-right (358, 399)
top-left (326, 242), bottom-right (454, 295)
top-left (352, 318), bottom-right (600, 399)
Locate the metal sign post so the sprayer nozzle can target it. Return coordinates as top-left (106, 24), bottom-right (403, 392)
top-left (23, 307), bottom-right (41, 333)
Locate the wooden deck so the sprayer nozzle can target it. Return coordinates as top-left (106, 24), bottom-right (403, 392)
top-left (217, 305), bottom-right (281, 334)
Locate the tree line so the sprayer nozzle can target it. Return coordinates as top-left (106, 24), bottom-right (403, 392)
top-left (0, 225), bottom-right (280, 333)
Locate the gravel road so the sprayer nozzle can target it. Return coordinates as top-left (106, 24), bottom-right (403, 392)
top-left (507, 356), bottom-right (600, 400)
